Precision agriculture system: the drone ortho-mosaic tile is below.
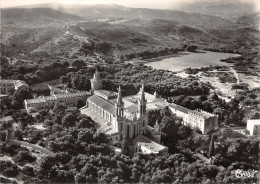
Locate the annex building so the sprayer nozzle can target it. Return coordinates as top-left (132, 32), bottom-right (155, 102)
top-left (247, 119), bottom-right (260, 136)
top-left (0, 79), bottom-right (29, 94)
top-left (24, 91), bottom-right (89, 110)
top-left (169, 104), bottom-right (218, 134)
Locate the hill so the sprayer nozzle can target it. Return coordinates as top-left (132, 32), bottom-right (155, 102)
top-left (177, 1), bottom-right (256, 18)
top-left (1, 5), bottom-right (259, 65)
top-left (6, 4), bottom-right (235, 30)
top-left (1, 8), bottom-right (81, 26)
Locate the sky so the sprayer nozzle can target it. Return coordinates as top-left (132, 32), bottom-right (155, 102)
top-left (1, 0), bottom-right (260, 12)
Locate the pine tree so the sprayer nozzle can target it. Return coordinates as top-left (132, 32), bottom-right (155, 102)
top-left (209, 135), bottom-right (215, 157)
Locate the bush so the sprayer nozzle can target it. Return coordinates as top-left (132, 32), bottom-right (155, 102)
top-left (22, 165), bottom-right (35, 176)
top-left (14, 150), bottom-right (36, 163)
top-left (0, 160), bottom-right (20, 177)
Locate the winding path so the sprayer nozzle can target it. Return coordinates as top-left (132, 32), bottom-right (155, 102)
top-left (229, 67), bottom-right (240, 83)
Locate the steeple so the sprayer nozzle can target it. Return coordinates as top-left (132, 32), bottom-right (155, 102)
top-left (138, 82), bottom-right (147, 116)
top-left (93, 68), bottom-right (100, 81)
top-left (154, 91), bottom-right (158, 98)
top-left (91, 68), bottom-right (102, 91)
top-left (140, 82), bottom-right (145, 102)
top-left (153, 119), bottom-right (162, 143)
top-left (154, 119), bottom-right (160, 132)
top-left (117, 85), bottom-right (124, 106)
top-left (115, 85), bottom-right (124, 118)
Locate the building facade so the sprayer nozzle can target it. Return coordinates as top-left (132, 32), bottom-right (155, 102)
top-left (169, 103), bottom-right (218, 134)
top-left (24, 92), bottom-right (89, 110)
top-left (81, 70), bottom-right (165, 146)
top-left (247, 119), bottom-right (260, 136)
top-left (133, 135), bottom-right (168, 155)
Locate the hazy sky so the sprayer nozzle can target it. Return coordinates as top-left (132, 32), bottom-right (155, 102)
top-left (1, 0), bottom-right (260, 11)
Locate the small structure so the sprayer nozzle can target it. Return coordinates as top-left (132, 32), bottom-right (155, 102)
top-left (247, 119), bottom-right (260, 136)
top-left (0, 116), bottom-right (13, 124)
top-left (133, 135), bottom-right (168, 155)
top-left (0, 94), bottom-right (9, 104)
top-left (0, 79), bottom-right (28, 94)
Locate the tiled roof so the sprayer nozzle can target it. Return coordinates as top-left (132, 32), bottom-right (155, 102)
top-left (125, 104), bottom-right (138, 113)
top-left (55, 92), bottom-right (88, 98)
top-left (0, 94), bottom-right (8, 98)
top-left (247, 119), bottom-right (260, 125)
top-left (134, 135), bottom-right (168, 152)
top-left (0, 79), bottom-right (17, 84)
top-left (95, 90), bottom-right (117, 97)
top-left (88, 95), bottom-right (116, 116)
top-left (169, 103), bottom-right (189, 114)
top-left (25, 92), bottom-right (89, 104)
top-left (14, 80), bottom-right (28, 88)
top-left (26, 98), bottom-right (47, 104)
top-left (44, 96), bottom-right (57, 101)
top-left (0, 116), bottom-right (13, 122)
top-left (124, 92), bottom-right (156, 103)
top-left (189, 110), bottom-right (213, 119)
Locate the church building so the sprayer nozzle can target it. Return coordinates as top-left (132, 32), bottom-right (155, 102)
top-left (80, 70), bottom-right (166, 147)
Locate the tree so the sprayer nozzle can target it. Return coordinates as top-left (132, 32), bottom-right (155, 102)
top-left (249, 111), bottom-right (260, 119)
top-left (22, 166), bottom-right (35, 176)
top-left (14, 150), bottom-right (36, 162)
top-left (71, 60), bottom-right (85, 68)
top-left (186, 45), bottom-right (197, 52)
top-left (11, 88), bottom-right (33, 109)
top-left (0, 160), bottom-right (20, 177)
top-left (60, 75), bottom-right (69, 84)
top-left (12, 111), bottom-right (34, 130)
top-left (209, 135), bottom-right (215, 157)
top-left (61, 113), bottom-right (76, 128)
top-left (0, 130), bottom-right (7, 142)
top-left (14, 129), bottom-right (23, 141)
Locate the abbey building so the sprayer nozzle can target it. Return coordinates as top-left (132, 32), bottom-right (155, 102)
top-left (81, 70), bottom-right (218, 144)
top-left (80, 70), bottom-right (169, 154)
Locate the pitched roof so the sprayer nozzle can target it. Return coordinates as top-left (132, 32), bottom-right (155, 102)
top-left (55, 92), bottom-right (89, 98)
top-left (0, 94), bottom-right (8, 98)
top-left (247, 119), bottom-right (260, 125)
top-left (125, 104), bottom-right (138, 113)
top-left (95, 90), bottom-right (117, 97)
top-left (14, 80), bottom-right (28, 88)
top-left (134, 135), bottom-right (168, 153)
top-left (169, 103), bottom-right (189, 114)
top-left (88, 95), bottom-right (116, 116)
top-left (189, 110), bottom-right (214, 119)
top-left (125, 92), bottom-right (156, 103)
top-left (0, 79), bottom-right (17, 84)
top-left (0, 116), bottom-right (13, 122)
top-left (26, 98), bottom-right (47, 104)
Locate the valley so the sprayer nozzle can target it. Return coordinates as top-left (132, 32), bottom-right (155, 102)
top-left (0, 2), bottom-right (260, 183)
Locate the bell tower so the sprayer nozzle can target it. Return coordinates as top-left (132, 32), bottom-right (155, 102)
top-left (153, 119), bottom-right (162, 143)
top-left (138, 83), bottom-right (147, 117)
top-left (91, 68), bottom-right (102, 91)
top-left (115, 85), bottom-right (124, 118)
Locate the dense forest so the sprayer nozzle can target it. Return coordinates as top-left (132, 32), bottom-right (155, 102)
top-left (61, 64), bottom-right (211, 97)
top-left (0, 56), bottom-right (69, 85)
top-left (0, 105), bottom-right (258, 183)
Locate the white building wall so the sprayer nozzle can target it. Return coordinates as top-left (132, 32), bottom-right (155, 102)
top-left (247, 120), bottom-right (260, 136)
top-left (137, 144), bottom-right (158, 154)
